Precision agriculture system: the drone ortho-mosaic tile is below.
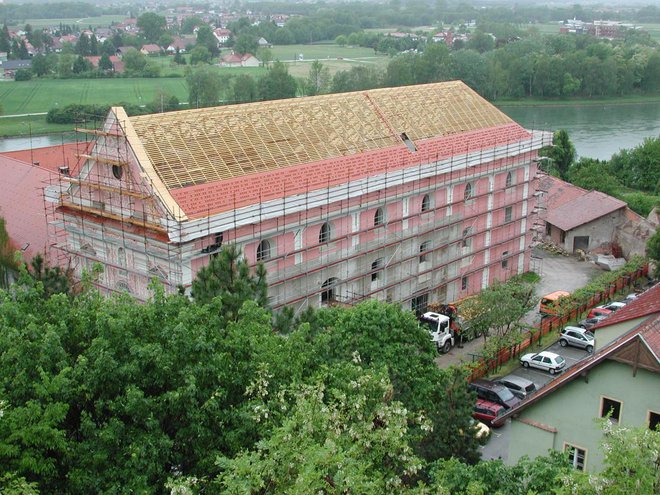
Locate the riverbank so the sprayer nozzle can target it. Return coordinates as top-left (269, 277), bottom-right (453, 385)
top-left (494, 94), bottom-right (660, 108)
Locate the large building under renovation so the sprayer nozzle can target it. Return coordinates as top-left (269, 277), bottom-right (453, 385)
top-left (46, 81), bottom-right (550, 313)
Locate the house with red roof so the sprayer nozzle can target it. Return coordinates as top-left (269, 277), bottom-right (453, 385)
top-left (0, 143), bottom-right (91, 264)
top-left (541, 176), bottom-right (653, 257)
top-left (503, 283), bottom-right (660, 472)
top-left (220, 52), bottom-right (259, 67)
top-left (213, 28), bottom-right (232, 45)
top-left (140, 44), bottom-right (162, 56)
top-left (85, 55), bottom-right (125, 74)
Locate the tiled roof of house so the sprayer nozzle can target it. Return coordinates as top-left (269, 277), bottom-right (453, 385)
top-left (542, 175), bottom-right (586, 211)
top-left (593, 283), bottom-right (660, 331)
top-left (546, 190), bottom-right (627, 231)
top-left (1, 142), bottom-right (91, 175)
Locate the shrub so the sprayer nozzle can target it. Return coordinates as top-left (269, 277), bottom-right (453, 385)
top-left (13, 68), bottom-right (33, 81)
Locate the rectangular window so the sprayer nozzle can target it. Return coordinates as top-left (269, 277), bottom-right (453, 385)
top-left (502, 251), bottom-right (509, 269)
top-left (545, 222), bottom-right (552, 236)
top-left (565, 444), bottom-right (586, 471)
top-left (601, 397), bottom-right (622, 423)
top-left (504, 206), bottom-right (513, 223)
top-left (560, 230), bottom-right (566, 243)
top-left (649, 411), bottom-right (660, 431)
top-left (461, 276), bottom-right (468, 291)
top-left (411, 293), bottom-right (428, 316)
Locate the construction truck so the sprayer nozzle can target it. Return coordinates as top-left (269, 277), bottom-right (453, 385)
top-left (419, 304), bottom-right (462, 353)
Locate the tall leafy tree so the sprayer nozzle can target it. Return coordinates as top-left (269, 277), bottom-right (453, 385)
top-left (137, 12), bottom-right (166, 44)
top-left (195, 24), bottom-right (219, 56)
top-left (230, 73), bottom-right (258, 102)
top-left (185, 65), bottom-right (224, 107)
top-left (258, 61), bottom-right (297, 100)
top-left (233, 33), bottom-right (258, 55)
top-left (0, 217), bottom-right (17, 288)
top-left (540, 129), bottom-right (575, 179)
top-left (304, 60), bottom-right (330, 96)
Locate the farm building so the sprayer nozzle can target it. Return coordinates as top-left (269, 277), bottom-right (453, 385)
top-left (44, 81), bottom-right (550, 312)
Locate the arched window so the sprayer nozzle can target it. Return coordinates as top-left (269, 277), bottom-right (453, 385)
top-left (419, 241), bottom-right (431, 263)
top-left (319, 222), bottom-right (331, 244)
top-left (464, 182), bottom-right (474, 201)
top-left (321, 277), bottom-right (338, 304)
top-left (374, 207), bottom-right (385, 227)
top-left (421, 194), bottom-right (431, 212)
top-left (256, 239), bottom-right (271, 261)
top-left (505, 171), bottom-right (513, 188)
top-left (371, 258), bottom-right (384, 282)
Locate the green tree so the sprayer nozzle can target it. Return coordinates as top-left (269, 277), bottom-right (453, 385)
top-left (540, 129), bottom-right (575, 180)
top-left (647, 229), bottom-right (660, 276)
top-left (181, 16), bottom-right (204, 34)
top-left (75, 32), bottom-right (91, 56)
top-left (335, 34), bottom-right (347, 46)
top-left (256, 47), bottom-right (272, 67)
top-left (185, 65), bottom-right (224, 108)
top-left (137, 12), bottom-right (166, 44)
top-left (258, 61), bottom-right (297, 100)
top-left (216, 366), bottom-right (426, 494)
top-left (72, 55), bottom-right (92, 74)
top-left (191, 244), bottom-right (268, 317)
top-left (567, 158), bottom-right (621, 197)
top-left (230, 74), bottom-right (258, 102)
top-left (24, 253), bottom-right (70, 298)
top-left (173, 48), bottom-right (186, 65)
top-left (304, 60), bottom-right (330, 96)
top-left (195, 25), bottom-right (219, 56)
top-left (460, 276), bottom-right (537, 349)
top-left (609, 137), bottom-right (660, 194)
top-left (0, 217), bottom-right (17, 288)
top-left (234, 33), bottom-right (258, 55)
top-left (98, 53), bottom-right (113, 72)
top-left (30, 53), bottom-right (50, 77)
top-left (122, 48), bottom-right (148, 75)
top-left (189, 45), bottom-right (211, 65)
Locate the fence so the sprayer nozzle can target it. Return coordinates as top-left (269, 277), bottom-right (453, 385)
top-left (467, 264), bottom-right (649, 382)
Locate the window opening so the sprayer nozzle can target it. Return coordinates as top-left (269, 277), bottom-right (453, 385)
top-left (601, 397), bottom-right (622, 422)
top-left (411, 293), bottom-right (428, 316)
top-left (419, 241), bottom-right (431, 263)
top-left (502, 251), bottom-right (509, 268)
top-left (112, 164), bottom-right (123, 180)
top-left (319, 222), bottom-right (331, 244)
top-left (461, 276), bottom-right (469, 291)
top-left (506, 171), bottom-right (513, 188)
top-left (374, 207), bottom-right (385, 227)
top-left (464, 182), bottom-right (474, 201)
top-left (505, 206), bottom-right (513, 223)
top-left (256, 239), bottom-right (271, 261)
top-left (649, 411), bottom-right (660, 431)
top-left (421, 194), bottom-right (431, 212)
top-left (400, 132), bottom-right (417, 152)
top-left (321, 277), bottom-right (338, 304)
top-left (371, 258), bottom-right (384, 282)
top-left (565, 444), bottom-right (586, 471)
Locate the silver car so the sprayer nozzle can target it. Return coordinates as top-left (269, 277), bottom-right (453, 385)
top-left (520, 351), bottom-right (566, 374)
top-left (494, 375), bottom-right (537, 400)
top-left (560, 326), bottom-right (595, 353)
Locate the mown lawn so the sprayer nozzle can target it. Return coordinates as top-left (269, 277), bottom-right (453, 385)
top-left (7, 15), bottom-right (127, 29)
top-left (269, 43), bottom-right (380, 61)
top-left (0, 78), bottom-right (191, 115)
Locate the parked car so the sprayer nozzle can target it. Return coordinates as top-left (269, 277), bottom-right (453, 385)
top-left (520, 351), bottom-right (566, 374)
top-left (597, 301), bottom-right (626, 312)
top-left (623, 293), bottom-right (639, 303)
top-left (473, 399), bottom-right (506, 427)
top-left (559, 326), bottom-right (596, 353)
top-left (587, 307), bottom-right (613, 319)
top-left (539, 290), bottom-right (570, 316)
top-left (579, 315), bottom-right (607, 330)
top-left (469, 379), bottom-right (521, 409)
top-left (494, 375), bottom-right (537, 400)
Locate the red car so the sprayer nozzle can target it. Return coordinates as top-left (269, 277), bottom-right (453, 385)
top-left (587, 307), bottom-right (612, 319)
top-left (473, 399), bottom-right (506, 427)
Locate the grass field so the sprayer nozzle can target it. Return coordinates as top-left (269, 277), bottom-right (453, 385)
top-left (0, 78), bottom-right (191, 116)
top-left (8, 15), bottom-right (127, 30)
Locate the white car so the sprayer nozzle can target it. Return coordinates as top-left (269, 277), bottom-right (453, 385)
top-left (520, 351), bottom-right (566, 374)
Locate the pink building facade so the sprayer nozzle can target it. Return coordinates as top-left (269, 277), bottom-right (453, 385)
top-left (47, 82), bottom-right (550, 313)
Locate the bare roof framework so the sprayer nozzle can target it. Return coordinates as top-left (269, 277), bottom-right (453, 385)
top-left (128, 81), bottom-right (514, 190)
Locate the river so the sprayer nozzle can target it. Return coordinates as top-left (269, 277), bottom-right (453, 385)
top-left (498, 102), bottom-right (659, 160)
top-left (0, 102), bottom-right (658, 160)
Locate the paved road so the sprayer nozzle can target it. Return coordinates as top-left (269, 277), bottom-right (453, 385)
top-left (435, 248), bottom-right (602, 369)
